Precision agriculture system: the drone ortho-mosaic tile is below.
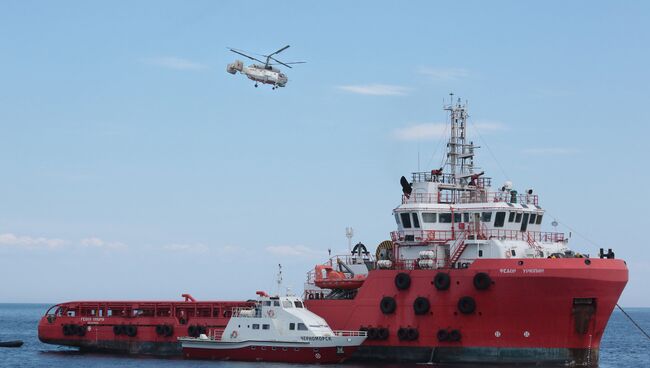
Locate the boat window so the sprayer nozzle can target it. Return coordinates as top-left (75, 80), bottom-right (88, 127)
top-left (511, 249), bottom-right (516, 256)
top-left (536, 214), bottom-right (543, 225)
top-left (289, 323), bottom-right (295, 330)
top-left (529, 214), bottom-right (537, 224)
top-left (394, 213), bottom-right (400, 225)
top-left (439, 213), bottom-right (452, 223)
top-left (494, 212), bottom-right (506, 228)
top-left (454, 213), bottom-right (461, 223)
top-left (282, 347), bottom-right (288, 351)
top-left (411, 213), bottom-right (420, 228)
top-left (508, 212), bottom-right (515, 223)
top-left (263, 301), bottom-right (271, 306)
top-left (282, 300), bottom-right (293, 308)
top-left (515, 213), bottom-right (522, 223)
top-left (294, 301), bottom-right (303, 308)
top-left (273, 301), bottom-right (280, 307)
top-left (481, 212), bottom-right (492, 222)
top-left (422, 213), bottom-right (436, 223)
top-left (263, 324), bottom-right (270, 330)
top-left (400, 213), bottom-right (412, 228)
top-left (297, 323), bottom-right (308, 331)
top-left (478, 250), bottom-right (483, 257)
top-left (463, 213), bottom-right (469, 222)
top-left (252, 324), bottom-right (259, 329)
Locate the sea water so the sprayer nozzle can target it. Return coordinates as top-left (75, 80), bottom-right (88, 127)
top-left (1, 304), bottom-right (648, 367)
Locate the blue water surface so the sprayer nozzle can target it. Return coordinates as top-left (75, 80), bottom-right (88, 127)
top-left (1, 304), bottom-right (648, 367)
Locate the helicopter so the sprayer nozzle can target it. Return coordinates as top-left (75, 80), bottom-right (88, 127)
top-left (226, 45), bottom-right (305, 89)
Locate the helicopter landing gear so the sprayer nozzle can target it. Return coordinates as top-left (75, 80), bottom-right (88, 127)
top-left (254, 83), bottom-right (258, 88)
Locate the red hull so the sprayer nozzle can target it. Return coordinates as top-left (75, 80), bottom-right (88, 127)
top-left (38, 258), bottom-right (627, 365)
top-left (38, 299), bottom-right (252, 355)
top-left (183, 345), bottom-right (356, 364)
top-left (305, 258), bottom-right (628, 365)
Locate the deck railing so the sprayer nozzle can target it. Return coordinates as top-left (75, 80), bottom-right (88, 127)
top-left (391, 229), bottom-right (564, 244)
top-left (403, 191), bottom-right (538, 206)
top-left (334, 330), bottom-right (368, 337)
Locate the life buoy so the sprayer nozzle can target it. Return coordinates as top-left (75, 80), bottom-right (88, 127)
top-left (458, 296), bottom-right (476, 314)
top-left (433, 272), bottom-right (451, 290)
top-left (436, 329), bottom-right (449, 342)
top-left (380, 296), bottom-right (397, 314)
top-left (413, 297), bottom-right (430, 315)
top-left (395, 272), bottom-right (411, 290)
top-left (473, 272), bottom-right (492, 290)
top-left (267, 309), bottom-right (275, 318)
top-left (230, 330), bottom-right (238, 339)
top-left (449, 329), bottom-right (461, 342)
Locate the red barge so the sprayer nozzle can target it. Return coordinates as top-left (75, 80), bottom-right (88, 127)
top-left (38, 97), bottom-right (627, 366)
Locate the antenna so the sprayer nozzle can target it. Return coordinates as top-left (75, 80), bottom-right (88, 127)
top-left (345, 227), bottom-right (354, 253)
top-left (276, 264), bottom-right (282, 296)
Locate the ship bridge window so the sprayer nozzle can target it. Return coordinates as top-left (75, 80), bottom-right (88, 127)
top-left (454, 213), bottom-right (461, 223)
top-left (282, 300), bottom-right (293, 308)
top-left (515, 213), bottom-right (522, 223)
top-left (273, 301), bottom-right (280, 307)
top-left (536, 214), bottom-right (543, 224)
top-left (439, 213), bottom-right (452, 223)
top-left (508, 212), bottom-right (515, 222)
top-left (400, 213), bottom-right (412, 228)
top-left (297, 323), bottom-right (308, 331)
top-left (252, 324), bottom-right (260, 329)
top-left (481, 212), bottom-right (492, 222)
top-left (394, 214), bottom-right (400, 225)
top-left (494, 212), bottom-right (506, 228)
top-left (411, 213), bottom-right (420, 228)
top-left (422, 213), bottom-right (437, 223)
top-left (529, 214), bottom-right (537, 224)
top-left (263, 324), bottom-right (270, 330)
top-left (289, 323), bottom-right (295, 330)
top-left (463, 213), bottom-right (470, 223)
top-left (294, 301), bottom-right (303, 308)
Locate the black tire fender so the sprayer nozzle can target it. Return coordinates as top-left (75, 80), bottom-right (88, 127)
top-left (395, 272), bottom-right (411, 290)
top-left (413, 297), bottom-right (430, 315)
top-left (473, 272), bottom-right (492, 290)
top-left (434, 272), bottom-right (451, 290)
top-left (458, 296), bottom-right (476, 314)
top-left (380, 296), bottom-right (397, 314)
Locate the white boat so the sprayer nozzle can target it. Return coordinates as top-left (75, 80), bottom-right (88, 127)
top-left (179, 291), bottom-right (366, 363)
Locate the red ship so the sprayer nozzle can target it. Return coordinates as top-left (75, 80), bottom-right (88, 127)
top-left (38, 97), bottom-right (627, 366)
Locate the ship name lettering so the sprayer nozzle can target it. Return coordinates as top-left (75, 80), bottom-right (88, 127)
top-left (499, 268), bottom-right (516, 274)
top-left (523, 269), bottom-right (545, 273)
top-left (300, 336), bottom-right (332, 341)
top-left (80, 317), bottom-right (105, 322)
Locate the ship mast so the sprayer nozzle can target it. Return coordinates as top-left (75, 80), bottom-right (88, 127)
top-left (444, 94), bottom-right (476, 187)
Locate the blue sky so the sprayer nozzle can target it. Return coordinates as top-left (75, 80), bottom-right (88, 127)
top-left (0, 1), bottom-right (648, 306)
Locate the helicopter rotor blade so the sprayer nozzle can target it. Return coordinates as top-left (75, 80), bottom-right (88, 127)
top-left (228, 48), bottom-right (265, 64)
top-left (267, 45), bottom-right (290, 57)
top-left (268, 56), bottom-right (297, 69)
